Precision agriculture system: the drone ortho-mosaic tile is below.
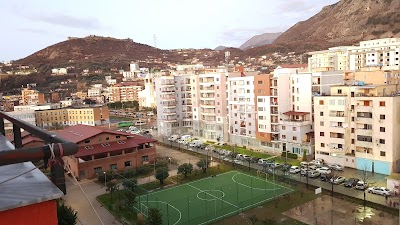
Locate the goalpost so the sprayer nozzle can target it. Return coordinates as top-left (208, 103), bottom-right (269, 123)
top-left (257, 170), bottom-right (268, 180)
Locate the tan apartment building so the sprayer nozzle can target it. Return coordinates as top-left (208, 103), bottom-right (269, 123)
top-left (314, 84), bottom-right (400, 175)
top-left (110, 82), bottom-right (142, 102)
top-left (35, 106), bottom-right (110, 129)
top-left (21, 88), bottom-right (45, 105)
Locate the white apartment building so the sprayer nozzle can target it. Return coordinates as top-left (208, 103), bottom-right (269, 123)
top-left (309, 38), bottom-right (400, 72)
top-left (314, 84), bottom-right (400, 175)
top-left (138, 73), bottom-right (157, 108)
top-left (228, 75), bottom-right (257, 146)
top-left (88, 88), bottom-right (101, 97)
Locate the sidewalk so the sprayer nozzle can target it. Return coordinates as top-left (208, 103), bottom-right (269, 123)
top-left (63, 169), bottom-right (178, 225)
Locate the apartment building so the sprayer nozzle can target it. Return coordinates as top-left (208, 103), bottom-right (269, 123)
top-left (21, 88), bottom-right (45, 105)
top-left (314, 84), bottom-right (400, 175)
top-left (309, 38), bottom-right (400, 72)
top-left (35, 106), bottom-right (109, 128)
top-left (228, 74), bottom-right (258, 146)
top-left (138, 73), bottom-right (157, 108)
top-left (110, 82), bottom-right (142, 102)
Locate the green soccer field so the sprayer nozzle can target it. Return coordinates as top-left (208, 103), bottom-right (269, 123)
top-left (133, 170), bottom-right (293, 225)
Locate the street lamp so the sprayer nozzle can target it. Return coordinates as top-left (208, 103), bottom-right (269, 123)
top-left (103, 171), bottom-right (107, 192)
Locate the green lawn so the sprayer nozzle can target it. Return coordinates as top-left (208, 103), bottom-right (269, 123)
top-left (208, 143), bottom-right (301, 166)
top-left (134, 171), bottom-right (293, 225)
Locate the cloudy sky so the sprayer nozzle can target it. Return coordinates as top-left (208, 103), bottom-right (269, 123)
top-left (0, 0), bottom-right (339, 61)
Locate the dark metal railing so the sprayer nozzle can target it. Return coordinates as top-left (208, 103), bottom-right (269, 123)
top-left (0, 111), bottom-right (78, 194)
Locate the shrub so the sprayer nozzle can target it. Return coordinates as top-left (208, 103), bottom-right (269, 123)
top-left (281, 151), bottom-right (298, 159)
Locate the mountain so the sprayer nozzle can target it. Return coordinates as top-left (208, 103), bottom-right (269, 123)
top-left (273, 0), bottom-right (400, 45)
top-left (239, 32), bottom-right (282, 50)
top-left (17, 36), bottom-right (166, 68)
top-left (214, 45), bottom-right (228, 51)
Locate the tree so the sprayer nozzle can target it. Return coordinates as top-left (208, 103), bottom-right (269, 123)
top-left (302, 149), bottom-right (307, 162)
top-left (196, 158), bottom-right (210, 173)
top-left (122, 178), bottom-right (138, 191)
top-left (124, 190), bottom-right (137, 207)
top-left (178, 163), bottom-right (193, 177)
top-left (155, 167), bottom-right (169, 184)
top-left (146, 208), bottom-right (163, 225)
top-left (57, 203), bottom-right (78, 225)
top-left (107, 180), bottom-right (119, 203)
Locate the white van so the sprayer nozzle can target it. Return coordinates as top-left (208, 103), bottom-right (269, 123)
top-left (177, 135), bottom-right (192, 144)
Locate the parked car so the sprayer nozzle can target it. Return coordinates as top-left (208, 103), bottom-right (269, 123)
top-left (311, 160), bottom-right (323, 167)
top-left (281, 163), bottom-right (292, 172)
top-left (330, 176), bottom-right (346, 184)
top-left (289, 166), bottom-right (301, 174)
top-left (316, 167), bottom-right (332, 175)
top-left (251, 157), bottom-right (261, 163)
top-left (344, 178), bottom-right (360, 188)
top-left (355, 181), bottom-right (369, 190)
top-left (234, 159), bottom-right (244, 165)
top-left (320, 173), bottom-right (333, 181)
top-left (315, 158), bottom-right (325, 164)
top-left (258, 159), bottom-right (268, 165)
top-left (189, 140), bottom-right (204, 148)
top-left (242, 155), bottom-right (251, 161)
top-left (300, 162), bottom-right (309, 167)
top-left (300, 168), bottom-right (308, 176)
top-left (270, 163), bottom-right (281, 168)
top-left (307, 170), bottom-right (321, 178)
top-left (329, 163), bottom-right (343, 171)
top-left (168, 135), bottom-right (179, 141)
top-left (308, 165), bottom-right (318, 170)
top-left (368, 187), bottom-right (392, 196)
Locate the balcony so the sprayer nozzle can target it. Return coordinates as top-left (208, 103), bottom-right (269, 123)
top-left (271, 111), bottom-right (279, 115)
top-left (200, 87), bottom-right (215, 93)
top-left (329, 126), bottom-right (345, 133)
top-left (330, 137), bottom-right (345, 145)
top-left (355, 105), bottom-right (373, 112)
top-left (280, 119), bottom-right (312, 126)
top-left (356, 128), bottom-right (373, 136)
top-left (201, 111), bottom-right (216, 116)
top-left (356, 140), bottom-right (373, 148)
top-left (355, 117), bottom-right (373, 124)
top-left (200, 104), bottom-right (215, 108)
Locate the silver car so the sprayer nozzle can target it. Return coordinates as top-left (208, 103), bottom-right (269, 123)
top-left (368, 187), bottom-right (392, 196)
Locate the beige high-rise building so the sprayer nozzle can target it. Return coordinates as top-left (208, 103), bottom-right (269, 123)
top-left (21, 88), bottom-right (45, 105)
top-left (314, 84), bottom-right (400, 175)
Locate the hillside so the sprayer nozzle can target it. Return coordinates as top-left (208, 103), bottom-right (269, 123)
top-left (17, 36), bottom-right (167, 68)
top-left (239, 32), bottom-right (282, 50)
top-left (273, 0), bottom-right (400, 45)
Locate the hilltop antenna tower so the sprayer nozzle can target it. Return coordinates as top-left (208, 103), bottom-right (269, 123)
top-left (153, 34), bottom-right (157, 48)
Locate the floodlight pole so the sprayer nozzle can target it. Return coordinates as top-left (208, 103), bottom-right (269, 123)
top-left (103, 171), bottom-right (107, 192)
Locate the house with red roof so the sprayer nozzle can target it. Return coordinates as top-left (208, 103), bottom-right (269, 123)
top-left (57, 124), bottom-right (156, 180)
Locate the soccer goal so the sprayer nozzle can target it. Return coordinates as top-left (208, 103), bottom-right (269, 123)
top-left (257, 170), bottom-right (268, 180)
top-left (140, 203), bottom-right (149, 217)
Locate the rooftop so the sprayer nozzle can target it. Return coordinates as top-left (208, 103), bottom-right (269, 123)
top-left (0, 135), bottom-right (63, 212)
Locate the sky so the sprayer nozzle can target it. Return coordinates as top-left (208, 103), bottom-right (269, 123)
top-left (0, 0), bottom-right (339, 61)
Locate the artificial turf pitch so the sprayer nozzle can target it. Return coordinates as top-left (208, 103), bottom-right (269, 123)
top-left (133, 170), bottom-right (293, 225)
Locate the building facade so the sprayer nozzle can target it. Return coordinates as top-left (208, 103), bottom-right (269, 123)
top-left (314, 84), bottom-right (400, 175)
top-left (60, 125), bottom-right (157, 180)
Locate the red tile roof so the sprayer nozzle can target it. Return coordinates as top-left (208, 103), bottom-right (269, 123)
top-left (55, 124), bottom-right (129, 143)
top-left (75, 138), bottom-right (140, 157)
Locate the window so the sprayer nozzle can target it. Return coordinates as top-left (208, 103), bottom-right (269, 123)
top-left (329, 100), bottom-right (335, 105)
top-left (110, 164), bottom-right (117, 170)
top-left (94, 167), bottom-right (102, 174)
top-left (320, 132), bottom-right (324, 136)
top-left (124, 161), bottom-right (132, 167)
top-left (293, 127), bottom-right (297, 131)
top-left (319, 100), bottom-right (324, 105)
top-left (142, 155), bottom-right (149, 162)
top-left (85, 145), bottom-right (93, 150)
top-left (101, 143), bottom-right (110, 147)
top-left (351, 128), bottom-right (355, 133)
top-left (380, 127), bottom-right (385, 132)
top-left (282, 135), bottom-right (286, 139)
top-left (380, 114), bottom-right (385, 120)
top-left (321, 143), bottom-right (325, 147)
top-left (84, 140), bottom-right (91, 143)
top-left (320, 112), bottom-right (324, 116)
top-left (379, 139), bottom-right (385, 144)
top-left (116, 135), bottom-right (121, 139)
top-left (379, 101), bottom-right (385, 107)
top-left (351, 139), bottom-right (355, 144)
top-left (320, 121), bottom-right (324, 126)
top-left (293, 136), bottom-right (297, 141)
top-left (380, 151), bottom-right (386, 157)
top-left (282, 126), bottom-right (286, 130)
top-left (258, 81), bottom-right (263, 84)
top-left (337, 89), bottom-right (342, 94)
